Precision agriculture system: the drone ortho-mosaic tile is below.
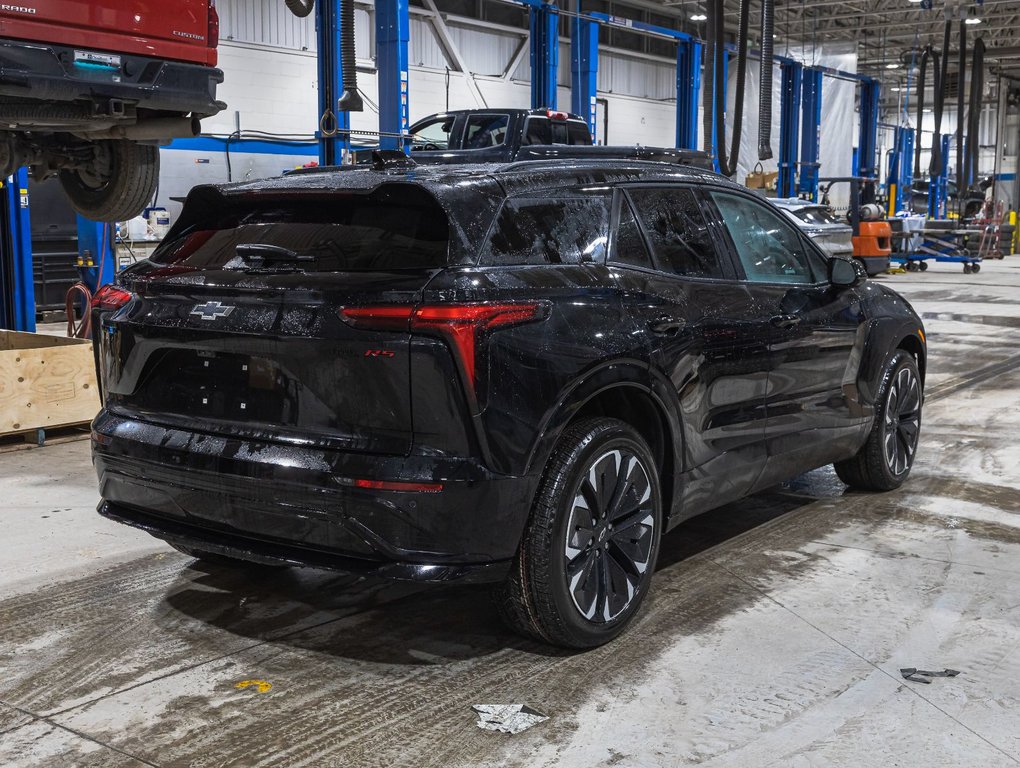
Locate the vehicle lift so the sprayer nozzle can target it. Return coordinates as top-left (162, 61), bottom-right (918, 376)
top-left (0, 168), bottom-right (33, 332)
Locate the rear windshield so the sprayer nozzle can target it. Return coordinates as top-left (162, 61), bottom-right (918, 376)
top-left (152, 187), bottom-right (450, 272)
top-left (793, 207), bottom-right (842, 226)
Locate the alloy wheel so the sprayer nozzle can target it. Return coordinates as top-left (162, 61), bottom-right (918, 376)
top-left (563, 449), bottom-right (656, 623)
top-left (883, 366), bottom-right (921, 476)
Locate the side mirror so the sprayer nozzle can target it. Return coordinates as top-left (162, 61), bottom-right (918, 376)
top-left (829, 257), bottom-right (863, 288)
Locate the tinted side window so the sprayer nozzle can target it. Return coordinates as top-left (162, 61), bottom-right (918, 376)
top-left (464, 114), bottom-right (509, 148)
top-left (610, 196), bottom-right (654, 270)
top-left (410, 116), bottom-right (455, 150)
top-left (482, 196), bottom-right (610, 266)
top-left (711, 192), bottom-right (822, 283)
top-left (627, 188), bottom-right (725, 278)
top-left (523, 117), bottom-right (552, 145)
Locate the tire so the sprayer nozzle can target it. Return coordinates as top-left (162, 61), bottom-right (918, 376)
top-left (59, 140), bottom-right (158, 222)
top-left (494, 418), bottom-right (663, 648)
top-left (835, 350), bottom-right (922, 492)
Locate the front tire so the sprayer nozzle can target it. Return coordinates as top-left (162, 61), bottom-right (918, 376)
top-left (835, 349), bottom-right (922, 491)
top-left (495, 418), bottom-right (663, 648)
top-left (59, 140), bottom-right (158, 222)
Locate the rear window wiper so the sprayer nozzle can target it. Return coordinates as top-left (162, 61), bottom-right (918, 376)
top-left (236, 243), bottom-right (315, 263)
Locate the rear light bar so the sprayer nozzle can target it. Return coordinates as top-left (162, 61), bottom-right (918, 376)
top-left (208, 1), bottom-right (220, 48)
top-left (352, 478), bottom-right (443, 493)
top-left (339, 302), bottom-right (548, 388)
top-left (91, 284), bottom-right (133, 311)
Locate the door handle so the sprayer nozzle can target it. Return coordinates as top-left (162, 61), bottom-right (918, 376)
top-left (648, 317), bottom-right (686, 335)
top-left (770, 314), bottom-right (802, 329)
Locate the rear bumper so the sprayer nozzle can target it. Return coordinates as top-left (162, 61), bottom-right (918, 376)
top-left (0, 38), bottom-right (224, 120)
top-left (91, 410), bottom-right (537, 582)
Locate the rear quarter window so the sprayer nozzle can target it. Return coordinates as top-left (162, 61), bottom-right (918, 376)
top-left (481, 195), bottom-right (610, 266)
top-left (152, 186), bottom-right (450, 272)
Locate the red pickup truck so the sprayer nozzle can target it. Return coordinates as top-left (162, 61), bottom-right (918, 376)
top-left (0, 1), bottom-right (225, 221)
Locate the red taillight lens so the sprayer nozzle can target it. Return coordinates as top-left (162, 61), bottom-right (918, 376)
top-left (352, 479), bottom-right (443, 493)
top-left (208, 1), bottom-right (220, 48)
top-left (91, 284), bottom-right (133, 311)
top-left (546, 109), bottom-right (568, 121)
top-left (339, 302), bottom-right (547, 388)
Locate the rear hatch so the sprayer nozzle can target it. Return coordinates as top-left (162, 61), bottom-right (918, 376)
top-left (0, 1), bottom-right (215, 65)
top-left (99, 184), bottom-right (451, 456)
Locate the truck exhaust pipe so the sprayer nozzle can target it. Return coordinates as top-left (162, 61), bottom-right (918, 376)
top-left (85, 116), bottom-right (202, 142)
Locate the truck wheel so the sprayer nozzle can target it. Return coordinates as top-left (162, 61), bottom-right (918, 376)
top-left (835, 350), bottom-right (922, 492)
top-left (495, 418), bottom-right (662, 648)
top-left (59, 140), bottom-right (158, 222)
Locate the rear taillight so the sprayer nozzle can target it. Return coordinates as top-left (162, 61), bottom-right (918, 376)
top-left (91, 284), bottom-right (133, 311)
top-left (339, 302), bottom-right (548, 388)
top-left (208, 1), bottom-right (220, 47)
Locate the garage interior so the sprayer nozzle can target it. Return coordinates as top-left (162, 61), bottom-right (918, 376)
top-left (1, 0), bottom-right (1020, 766)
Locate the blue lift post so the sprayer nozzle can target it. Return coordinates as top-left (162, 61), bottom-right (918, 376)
top-left (778, 60), bottom-right (802, 198)
top-left (858, 77), bottom-right (881, 205)
top-left (886, 126), bottom-right (914, 216)
top-left (570, 12), bottom-right (598, 141)
top-left (377, 0), bottom-right (410, 151)
top-left (529, 1), bottom-right (559, 109)
top-left (0, 168), bottom-right (34, 332)
top-left (929, 134), bottom-right (950, 219)
top-left (675, 38), bottom-right (702, 151)
top-left (798, 68), bottom-right (822, 201)
top-left (75, 216), bottom-right (115, 299)
top-left (316, 0), bottom-right (352, 165)
top-left (573, 13), bottom-right (701, 151)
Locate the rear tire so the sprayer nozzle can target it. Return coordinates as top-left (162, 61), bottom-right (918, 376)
top-left (835, 350), bottom-right (922, 491)
top-left (59, 140), bottom-right (158, 222)
top-left (494, 418), bottom-right (662, 648)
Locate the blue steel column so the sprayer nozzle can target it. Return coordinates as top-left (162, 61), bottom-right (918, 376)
top-left (798, 68), bottom-right (822, 201)
top-left (316, 0), bottom-right (351, 164)
top-left (3, 168), bottom-right (34, 332)
top-left (529, 1), bottom-right (559, 110)
top-left (377, 0), bottom-right (410, 151)
top-left (886, 126), bottom-right (914, 215)
top-left (778, 60), bottom-right (802, 198)
top-left (676, 38), bottom-right (701, 151)
top-left (930, 135), bottom-right (950, 219)
top-left (570, 14), bottom-right (598, 141)
top-left (75, 216), bottom-right (115, 296)
top-left (858, 77), bottom-right (881, 205)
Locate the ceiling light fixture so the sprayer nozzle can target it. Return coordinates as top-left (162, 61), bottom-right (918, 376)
top-left (964, 15), bottom-right (981, 24)
top-left (886, 63), bottom-right (900, 69)
top-left (691, 13), bottom-right (707, 21)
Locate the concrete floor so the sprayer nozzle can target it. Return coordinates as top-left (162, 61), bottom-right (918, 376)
top-left (2, 260), bottom-right (1020, 767)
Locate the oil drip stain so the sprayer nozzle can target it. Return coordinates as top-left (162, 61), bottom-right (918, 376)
top-left (235, 679), bottom-right (273, 694)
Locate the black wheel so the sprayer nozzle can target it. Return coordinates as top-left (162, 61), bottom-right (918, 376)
top-left (495, 418), bottom-right (662, 648)
top-left (963, 263), bottom-right (973, 274)
top-left (971, 262), bottom-right (981, 273)
top-left (919, 261), bottom-right (928, 271)
top-left (59, 140), bottom-right (158, 222)
top-left (835, 350), bottom-right (922, 491)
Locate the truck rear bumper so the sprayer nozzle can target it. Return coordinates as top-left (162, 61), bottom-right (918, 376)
top-left (0, 38), bottom-right (225, 121)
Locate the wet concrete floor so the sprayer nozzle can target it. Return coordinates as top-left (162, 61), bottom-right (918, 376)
top-left (2, 260), bottom-right (1020, 767)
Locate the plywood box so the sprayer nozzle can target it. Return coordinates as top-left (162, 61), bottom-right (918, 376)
top-left (0, 331), bottom-right (100, 436)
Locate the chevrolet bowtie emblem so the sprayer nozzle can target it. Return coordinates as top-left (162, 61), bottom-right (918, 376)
top-left (190, 301), bottom-right (235, 320)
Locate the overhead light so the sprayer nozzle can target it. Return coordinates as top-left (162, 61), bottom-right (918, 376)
top-left (691, 13), bottom-right (707, 21)
top-left (923, 107), bottom-right (932, 113)
top-left (886, 63), bottom-right (900, 69)
top-left (891, 86), bottom-right (902, 92)
top-left (907, 0), bottom-right (923, 4)
top-left (965, 15), bottom-right (981, 24)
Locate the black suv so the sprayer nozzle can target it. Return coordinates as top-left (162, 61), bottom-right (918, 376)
top-left (91, 158), bottom-right (926, 647)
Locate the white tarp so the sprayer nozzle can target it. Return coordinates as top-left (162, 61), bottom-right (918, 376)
top-left (725, 42), bottom-right (858, 211)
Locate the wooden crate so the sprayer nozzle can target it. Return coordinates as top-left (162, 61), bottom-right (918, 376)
top-left (0, 330), bottom-right (100, 437)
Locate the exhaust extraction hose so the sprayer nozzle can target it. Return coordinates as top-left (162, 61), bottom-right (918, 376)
top-left (928, 20), bottom-right (950, 178)
top-left (702, 0), bottom-right (717, 158)
top-left (337, 0), bottom-right (364, 111)
top-left (757, 0), bottom-right (774, 160)
top-left (963, 37), bottom-right (985, 195)
top-left (913, 45), bottom-right (933, 179)
top-left (956, 16), bottom-right (966, 207)
top-left (718, 0), bottom-right (751, 177)
top-left (285, 0), bottom-right (314, 17)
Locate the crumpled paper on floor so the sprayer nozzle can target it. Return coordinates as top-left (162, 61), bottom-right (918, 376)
top-left (472, 704), bottom-right (548, 734)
